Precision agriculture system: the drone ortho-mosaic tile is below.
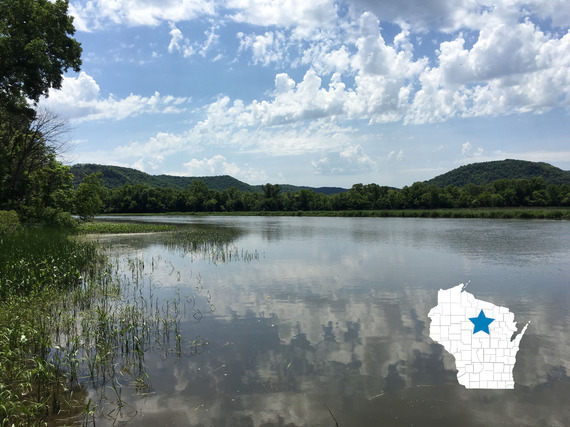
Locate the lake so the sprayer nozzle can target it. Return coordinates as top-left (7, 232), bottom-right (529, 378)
top-left (87, 216), bottom-right (570, 426)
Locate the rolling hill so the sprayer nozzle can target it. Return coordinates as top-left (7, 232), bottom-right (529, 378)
top-left (70, 164), bottom-right (258, 192)
top-left (426, 159), bottom-right (570, 187)
top-left (69, 164), bottom-right (348, 194)
top-left (71, 160), bottom-right (570, 195)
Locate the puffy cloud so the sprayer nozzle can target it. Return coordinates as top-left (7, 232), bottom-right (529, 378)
top-left (114, 131), bottom-right (197, 161)
top-left (440, 21), bottom-right (553, 85)
top-left (231, 13), bottom-right (430, 126)
top-left (312, 144), bottom-right (376, 175)
top-left (227, 0), bottom-right (338, 35)
top-left (67, 0), bottom-right (570, 176)
top-left (461, 142), bottom-right (484, 157)
top-left (69, 0), bottom-right (215, 29)
top-left (238, 31), bottom-right (288, 66)
top-left (73, 0), bottom-right (570, 124)
top-left (168, 23), bottom-right (185, 54)
top-left (304, 45), bottom-right (352, 75)
top-left (349, 0), bottom-right (498, 33)
top-left (196, 70), bottom-right (350, 128)
top-left (403, 18), bottom-right (570, 121)
top-left (40, 72), bottom-right (190, 122)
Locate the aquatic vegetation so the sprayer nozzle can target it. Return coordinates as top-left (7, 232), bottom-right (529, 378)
top-left (0, 226), bottom-right (234, 425)
top-left (0, 228), bottom-right (98, 424)
top-left (77, 221), bottom-right (177, 234)
top-left (165, 225), bottom-right (258, 264)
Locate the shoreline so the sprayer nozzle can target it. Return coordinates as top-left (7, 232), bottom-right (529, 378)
top-left (96, 207), bottom-right (570, 220)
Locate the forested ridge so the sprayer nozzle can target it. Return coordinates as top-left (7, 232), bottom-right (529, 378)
top-left (426, 159), bottom-right (570, 187)
top-left (70, 163), bottom-right (349, 195)
top-left (70, 163), bottom-right (259, 192)
top-left (72, 160), bottom-right (570, 213)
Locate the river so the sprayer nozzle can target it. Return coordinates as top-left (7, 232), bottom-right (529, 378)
top-left (87, 216), bottom-right (570, 426)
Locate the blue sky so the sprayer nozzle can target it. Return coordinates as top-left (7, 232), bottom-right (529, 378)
top-left (40, 0), bottom-right (570, 188)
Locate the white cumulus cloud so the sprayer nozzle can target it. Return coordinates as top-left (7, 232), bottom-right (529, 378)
top-left (238, 31), bottom-right (288, 66)
top-left (227, 0), bottom-right (338, 35)
top-left (69, 0), bottom-right (215, 29)
top-left (40, 72), bottom-right (190, 122)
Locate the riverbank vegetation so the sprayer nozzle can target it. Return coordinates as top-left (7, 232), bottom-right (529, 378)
top-left (114, 207), bottom-right (567, 220)
top-left (0, 227), bottom-right (98, 424)
top-left (77, 221), bottom-right (177, 234)
top-left (0, 220), bottom-right (243, 424)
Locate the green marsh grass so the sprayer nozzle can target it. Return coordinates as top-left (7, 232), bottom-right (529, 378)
top-left (78, 221), bottom-right (177, 234)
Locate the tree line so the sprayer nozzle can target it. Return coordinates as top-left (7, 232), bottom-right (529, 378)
top-left (98, 177), bottom-right (570, 214)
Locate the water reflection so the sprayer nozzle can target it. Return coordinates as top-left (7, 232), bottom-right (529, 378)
top-left (89, 217), bottom-right (570, 426)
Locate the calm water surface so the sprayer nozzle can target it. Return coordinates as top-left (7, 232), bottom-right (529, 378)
top-left (89, 216), bottom-right (570, 426)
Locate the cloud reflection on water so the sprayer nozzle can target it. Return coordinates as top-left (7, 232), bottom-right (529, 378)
top-left (90, 217), bottom-right (570, 426)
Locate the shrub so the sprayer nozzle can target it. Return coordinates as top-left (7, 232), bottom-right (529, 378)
top-left (0, 210), bottom-right (20, 234)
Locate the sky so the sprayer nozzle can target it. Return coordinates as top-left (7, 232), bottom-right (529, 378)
top-left (39, 0), bottom-right (570, 188)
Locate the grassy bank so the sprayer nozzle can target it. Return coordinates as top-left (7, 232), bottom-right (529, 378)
top-left (100, 207), bottom-right (570, 220)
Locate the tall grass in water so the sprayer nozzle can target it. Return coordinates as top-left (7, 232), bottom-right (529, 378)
top-left (0, 228), bottom-right (99, 425)
top-left (0, 224), bottom-right (240, 425)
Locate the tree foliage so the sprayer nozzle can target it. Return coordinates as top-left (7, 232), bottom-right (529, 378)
top-left (74, 172), bottom-right (106, 221)
top-left (96, 177), bottom-right (570, 214)
top-left (0, 110), bottom-right (74, 221)
top-left (427, 159), bottom-right (570, 187)
top-left (0, 0), bottom-right (82, 114)
top-left (0, 0), bottom-right (82, 223)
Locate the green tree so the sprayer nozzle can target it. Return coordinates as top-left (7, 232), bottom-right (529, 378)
top-left (74, 172), bottom-right (106, 220)
top-left (185, 180), bottom-right (211, 211)
top-left (294, 189), bottom-right (317, 211)
top-left (261, 183), bottom-right (282, 210)
top-left (0, 0), bottom-right (82, 115)
top-left (0, 0), bottom-right (82, 222)
top-left (0, 111), bottom-right (71, 218)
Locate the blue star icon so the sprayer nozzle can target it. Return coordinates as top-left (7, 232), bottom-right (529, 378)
top-left (469, 310), bottom-right (495, 335)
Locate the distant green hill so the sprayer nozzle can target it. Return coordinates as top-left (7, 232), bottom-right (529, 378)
top-left (70, 164), bottom-right (257, 192)
top-left (426, 159), bottom-right (570, 187)
top-left (69, 164), bottom-right (348, 194)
